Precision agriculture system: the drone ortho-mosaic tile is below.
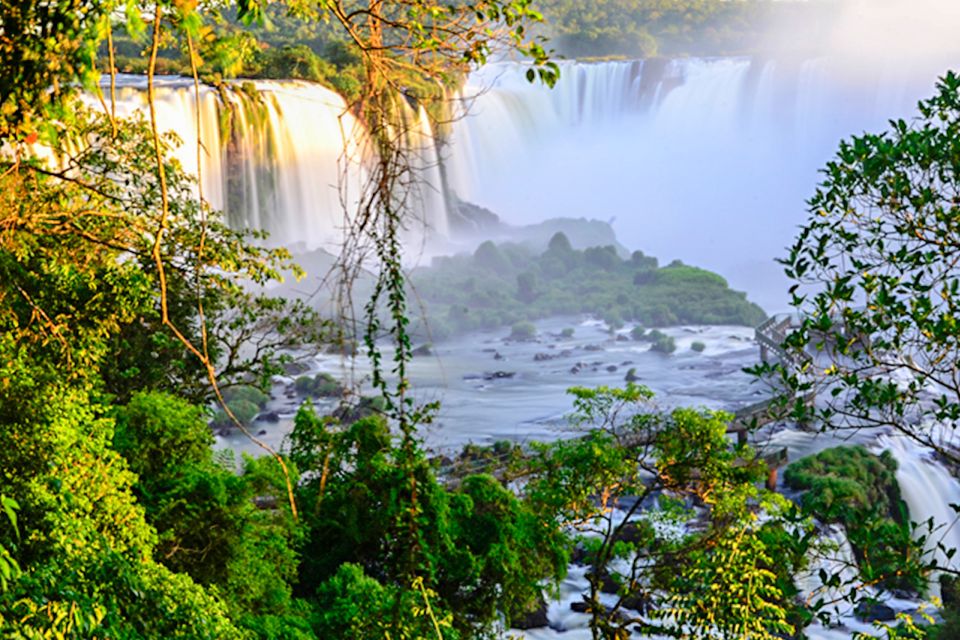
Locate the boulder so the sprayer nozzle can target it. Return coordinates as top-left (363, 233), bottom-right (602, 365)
top-left (513, 596), bottom-right (550, 630)
top-left (412, 343), bottom-right (433, 357)
top-left (282, 361), bottom-right (310, 376)
top-left (854, 600), bottom-right (896, 623)
top-left (570, 601), bottom-right (590, 614)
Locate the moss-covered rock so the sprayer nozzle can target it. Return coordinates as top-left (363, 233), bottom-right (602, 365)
top-left (294, 373), bottom-right (344, 399)
top-left (785, 446), bottom-right (925, 593)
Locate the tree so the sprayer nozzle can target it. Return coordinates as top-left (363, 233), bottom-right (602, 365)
top-left (771, 72), bottom-right (960, 468)
top-left (287, 407), bottom-right (568, 637)
top-left (524, 386), bottom-right (803, 640)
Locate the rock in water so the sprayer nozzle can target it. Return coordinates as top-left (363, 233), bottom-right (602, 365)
top-left (513, 595), bottom-right (550, 630)
top-left (411, 343), bottom-right (433, 357)
top-left (854, 600), bottom-right (896, 622)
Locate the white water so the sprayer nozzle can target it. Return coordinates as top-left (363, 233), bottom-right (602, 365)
top-left (882, 432), bottom-right (960, 593)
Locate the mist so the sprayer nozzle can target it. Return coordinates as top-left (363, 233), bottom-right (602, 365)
top-left (447, 0), bottom-right (960, 313)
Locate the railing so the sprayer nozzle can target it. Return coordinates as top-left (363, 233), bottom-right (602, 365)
top-left (756, 314), bottom-right (811, 370)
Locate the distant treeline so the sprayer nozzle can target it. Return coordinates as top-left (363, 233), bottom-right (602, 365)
top-left (106, 1), bottom-right (831, 91)
top-left (537, 0), bottom-right (834, 58)
top-left (408, 232), bottom-right (767, 341)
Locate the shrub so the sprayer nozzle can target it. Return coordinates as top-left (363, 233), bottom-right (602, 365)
top-left (474, 240), bottom-right (512, 275)
top-left (295, 373), bottom-right (344, 398)
top-left (509, 321), bottom-right (537, 341)
top-left (223, 385), bottom-right (270, 409)
top-left (785, 446), bottom-right (925, 592)
top-left (212, 398), bottom-right (260, 428)
top-left (560, 327), bottom-right (575, 338)
top-left (603, 310), bottom-right (624, 332)
top-left (516, 271), bottom-right (540, 303)
top-left (648, 330), bottom-right (676, 354)
top-left (547, 231), bottom-right (573, 253)
top-left (630, 325), bottom-right (646, 341)
top-left (254, 45), bottom-right (330, 82)
top-left (691, 341), bottom-right (706, 353)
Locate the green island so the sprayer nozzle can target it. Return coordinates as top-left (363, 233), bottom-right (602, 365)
top-left (409, 231), bottom-right (766, 341)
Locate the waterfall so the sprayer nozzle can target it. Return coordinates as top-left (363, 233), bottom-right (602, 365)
top-left (107, 76), bottom-right (449, 253)
top-left (445, 56), bottom-right (960, 312)
top-left (105, 54), bottom-right (960, 298)
top-left (880, 432), bottom-right (960, 596)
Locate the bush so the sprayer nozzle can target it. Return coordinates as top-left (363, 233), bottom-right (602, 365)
top-left (294, 373), bottom-right (344, 398)
top-left (212, 398), bottom-right (260, 428)
top-left (630, 325), bottom-right (646, 341)
top-left (509, 321), bottom-right (537, 341)
top-left (474, 240), bottom-right (512, 275)
top-left (691, 341), bottom-right (706, 353)
top-left (294, 376), bottom-right (314, 395)
top-left (603, 310), bottom-right (624, 332)
top-left (409, 236), bottom-right (767, 343)
top-left (223, 385), bottom-right (270, 409)
top-left (785, 446), bottom-right (925, 592)
top-left (560, 327), bottom-right (575, 338)
top-left (254, 45), bottom-right (330, 82)
top-left (648, 330), bottom-right (676, 354)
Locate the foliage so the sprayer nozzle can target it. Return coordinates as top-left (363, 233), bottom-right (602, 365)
top-left (412, 234), bottom-right (765, 340)
top-left (536, 0), bottom-right (764, 58)
top-left (646, 329), bottom-right (677, 354)
top-left (750, 67), bottom-right (960, 632)
top-left (691, 340), bottom-right (706, 352)
top-left (0, 380), bottom-right (245, 637)
top-left (287, 406), bottom-right (568, 637)
top-left (114, 391), bottom-right (215, 478)
top-left (767, 71), bottom-right (960, 469)
top-left (294, 372), bottom-right (344, 398)
top-left (223, 384), bottom-right (271, 409)
top-left (312, 563), bottom-right (454, 640)
top-left (509, 321), bottom-right (538, 341)
top-left (785, 446), bottom-right (927, 593)
top-left (113, 391), bottom-right (305, 629)
top-left (524, 385), bottom-right (804, 639)
top-left (0, 0), bottom-right (108, 137)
